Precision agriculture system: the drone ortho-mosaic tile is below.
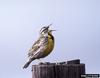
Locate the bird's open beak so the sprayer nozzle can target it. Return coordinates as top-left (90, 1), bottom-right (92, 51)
top-left (50, 30), bottom-right (56, 32)
top-left (47, 23), bottom-right (53, 28)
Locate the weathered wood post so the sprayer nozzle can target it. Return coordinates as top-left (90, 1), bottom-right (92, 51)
top-left (32, 59), bottom-right (85, 78)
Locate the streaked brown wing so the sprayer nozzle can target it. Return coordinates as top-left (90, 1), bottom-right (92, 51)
top-left (30, 45), bottom-right (47, 59)
top-left (28, 37), bottom-right (41, 57)
top-left (28, 35), bottom-right (48, 58)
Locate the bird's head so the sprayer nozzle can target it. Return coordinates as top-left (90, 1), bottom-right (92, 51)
top-left (40, 24), bottom-right (52, 35)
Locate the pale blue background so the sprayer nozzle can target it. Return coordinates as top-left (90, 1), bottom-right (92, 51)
top-left (0, 0), bottom-right (100, 78)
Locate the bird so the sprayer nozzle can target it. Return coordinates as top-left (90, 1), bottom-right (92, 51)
top-left (23, 24), bottom-right (55, 69)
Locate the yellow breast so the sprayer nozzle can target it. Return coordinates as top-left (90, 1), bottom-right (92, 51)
top-left (42, 34), bottom-right (54, 57)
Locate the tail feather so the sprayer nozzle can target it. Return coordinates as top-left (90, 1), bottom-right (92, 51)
top-left (23, 58), bottom-right (36, 69)
top-left (23, 60), bottom-right (32, 69)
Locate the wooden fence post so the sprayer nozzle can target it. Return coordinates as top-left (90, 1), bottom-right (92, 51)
top-left (32, 59), bottom-right (85, 78)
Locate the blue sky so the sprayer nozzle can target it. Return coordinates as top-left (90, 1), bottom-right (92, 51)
top-left (0, 0), bottom-right (100, 78)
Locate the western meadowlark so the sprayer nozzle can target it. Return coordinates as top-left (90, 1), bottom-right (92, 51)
top-left (23, 24), bottom-right (55, 68)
